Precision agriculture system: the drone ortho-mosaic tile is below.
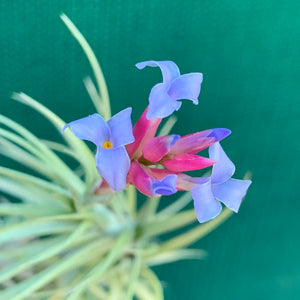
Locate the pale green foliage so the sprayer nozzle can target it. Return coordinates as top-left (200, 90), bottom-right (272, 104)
top-left (0, 14), bottom-right (235, 299)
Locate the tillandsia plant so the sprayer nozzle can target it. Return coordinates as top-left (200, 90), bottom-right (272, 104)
top-left (0, 14), bottom-right (251, 300)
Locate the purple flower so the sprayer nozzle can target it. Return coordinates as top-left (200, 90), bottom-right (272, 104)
top-left (136, 60), bottom-right (203, 119)
top-left (62, 108), bottom-right (134, 191)
top-left (190, 142), bottom-right (252, 223)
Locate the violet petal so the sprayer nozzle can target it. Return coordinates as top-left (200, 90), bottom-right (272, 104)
top-left (212, 178), bottom-right (252, 212)
top-left (96, 146), bottom-right (130, 191)
top-left (192, 178), bottom-right (222, 223)
top-left (62, 113), bottom-right (110, 146)
top-left (147, 83), bottom-right (182, 119)
top-left (107, 107), bottom-right (134, 147)
top-left (136, 60), bottom-right (180, 87)
top-left (209, 142), bottom-right (235, 185)
top-left (168, 73), bottom-right (203, 104)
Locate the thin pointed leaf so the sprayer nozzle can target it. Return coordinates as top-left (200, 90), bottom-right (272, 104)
top-left (0, 219), bottom-right (77, 246)
top-left (127, 185), bottom-right (137, 218)
top-left (140, 266), bottom-right (163, 300)
top-left (83, 76), bottom-right (103, 115)
top-left (124, 255), bottom-right (141, 300)
top-left (11, 92), bottom-right (98, 189)
top-left (159, 208), bottom-right (233, 252)
top-left (0, 166), bottom-right (70, 197)
top-left (41, 140), bottom-right (82, 162)
top-left (0, 115), bottom-right (85, 191)
top-left (66, 231), bottom-right (132, 297)
top-left (0, 203), bottom-right (70, 217)
top-left (157, 191), bottom-right (192, 216)
top-left (60, 14), bottom-right (111, 119)
top-left (158, 115), bottom-right (177, 136)
top-left (0, 176), bottom-right (71, 210)
top-left (0, 114), bottom-right (59, 157)
top-left (135, 281), bottom-right (157, 300)
top-left (0, 128), bottom-right (46, 159)
top-left (137, 196), bottom-right (161, 221)
top-left (141, 209), bottom-right (196, 239)
top-left (144, 249), bottom-right (206, 266)
top-left (88, 285), bottom-right (109, 299)
top-left (0, 239), bottom-right (105, 300)
top-left (0, 230), bottom-right (98, 261)
top-left (0, 137), bottom-right (84, 198)
top-left (29, 288), bottom-right (67, 300)
top-left (0, 137), bottom-right (57, 180)
top-left (0, 222), bottom-right (90, 284)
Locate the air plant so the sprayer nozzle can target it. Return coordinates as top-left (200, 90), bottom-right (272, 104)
top-left (0, 14), bottom-right (251, 300)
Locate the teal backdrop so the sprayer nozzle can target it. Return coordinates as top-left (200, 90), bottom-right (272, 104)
top-left (0, 1), bottom-right (299, 299)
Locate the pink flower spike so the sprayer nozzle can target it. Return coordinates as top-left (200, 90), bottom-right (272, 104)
top-left (170, 128), bottom-right (231, 155)
top-left (126, 107), bottom-right (161, 160)
top-left (128, 161), bottom-right (177, 197)
top-left (149, 167), bottom-right (174, 180)
top-left (162, 153), bottom-right (216, 172)
top-left (143, 134), bottom-right (180, 162)
top-left (127, 161), bottom-right (154, 196)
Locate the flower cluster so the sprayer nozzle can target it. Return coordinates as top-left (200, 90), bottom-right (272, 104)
top-left (63, 60), bottom-right (251, 223)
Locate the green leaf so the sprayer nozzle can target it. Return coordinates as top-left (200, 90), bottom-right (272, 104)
top-left (127, 185), bottom-right (137, 218)
top-left (140, 209), bottom-right (196, 239)
top-left (0, 137), bottom-right (56, 180)
top-left (0, 166), bottom-right (71, 197)
top-left (0, 128), bottom-right (46, 159)
top-left (0, 239), bottom-right (105, 300)
top-left (0, 203), bottom-right (70, 218)
top-left (0, 176), bottom-right (71, 211)
top-left (60, 14), bottom-right (111, 120)
top-left (24, 288), bottom-right (67, 300)
top-left (0, 137), bottom-right (84, 202)
top-left (0, 114), bottom-right (85, 193)
top-left (140, 266), bottom-right (164, 300)
top-left (105, 277), bottom-right (123, 300)
top-left (159, 208), bottom-right (234, 252)
top-left (83, 76), bottom-right (103, 115)
top-left (137, 196), bottom-right (161, 221)
top-left (88, 284), bottom-right (109, 299)
top-left (0, 114), bottom-right (58, 157)
top-left (0, 219), bottom-right (77, 246)
top-left (0, 230), bottom-right (98, 261)
top-left (0, 222), bottom-right (90, 284)
top-left (158, 116), bottom-right (177, 136)
top-left (11, 92), bottom-right (98, 190)
top-left (65, 231), bottom-right (132, 299)
top-left (144, 249), bottom-right (206, 266)
top-left (157, 192), bottom-right (192, 216)
top-left (135, 280), bottom-right (157, 300)
top-left (124, 255), bottom-right (141, 300)
top-left (40, 139), bottom-right (82, 163)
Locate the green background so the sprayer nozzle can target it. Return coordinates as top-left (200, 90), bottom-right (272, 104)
top-left (0, 0), bottom-right (299, 299)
